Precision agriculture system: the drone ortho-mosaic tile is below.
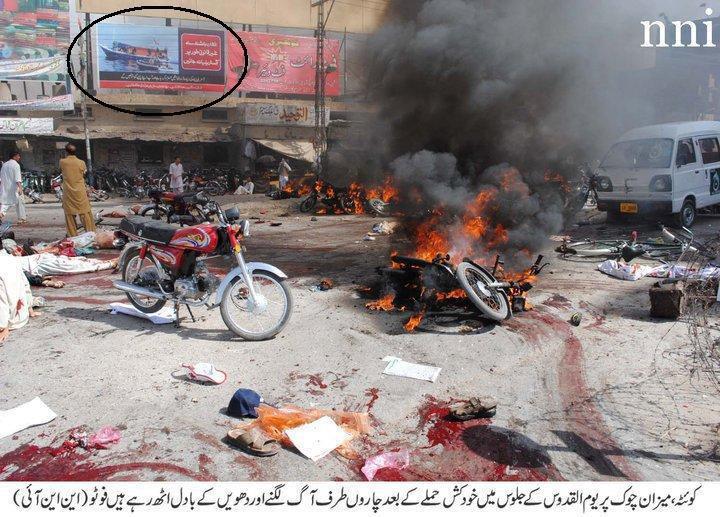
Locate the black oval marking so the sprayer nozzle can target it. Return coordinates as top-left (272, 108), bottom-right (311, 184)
top-left (66, 6), bottom-right (248, 117)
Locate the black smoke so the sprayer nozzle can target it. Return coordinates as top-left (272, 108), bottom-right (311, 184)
top-left (362, 0), bottom-right (687, 266)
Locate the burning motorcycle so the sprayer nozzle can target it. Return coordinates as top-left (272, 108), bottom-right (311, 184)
top-left (140, 189), bottom-right (214, 226)
top-left (113, 199), bottom-right (293, 341)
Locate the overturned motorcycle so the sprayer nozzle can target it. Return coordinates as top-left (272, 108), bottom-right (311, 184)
top-left (113, 200), bottom-right (293, 341)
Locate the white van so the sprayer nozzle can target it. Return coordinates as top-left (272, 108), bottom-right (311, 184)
top-left (596, 121), bottom-right (720, 227)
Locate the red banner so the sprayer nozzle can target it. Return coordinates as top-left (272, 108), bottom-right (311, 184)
top-left (227, 31), bottom-right (341, 96)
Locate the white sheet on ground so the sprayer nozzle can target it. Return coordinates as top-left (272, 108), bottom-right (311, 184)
top-left (109, 302), bottom-right (177, 324)
top-left (0, 397), bottom-right (57, 440)
top-left (598, 260), bottom-right (720, 282)
top-left (284, 416), bottom-right (352, 462)
top-left (382, 356), bottom-right (441, 382)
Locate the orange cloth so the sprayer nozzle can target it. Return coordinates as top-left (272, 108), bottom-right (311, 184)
top-left (60, 156), bottom-right (92, 216)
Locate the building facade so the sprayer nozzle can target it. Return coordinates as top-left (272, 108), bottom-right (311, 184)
top-left (0, 0), bottom-right (387, 182)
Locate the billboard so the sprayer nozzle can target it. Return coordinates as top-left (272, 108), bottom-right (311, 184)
top-left (96, 24), bottom-right (226, 92)
top-left (227, 32), bottom-right (341, 96)
top-left (242, 102), bottom-right (330, 127)
top-left (0, 0), bottom-right (70, 80)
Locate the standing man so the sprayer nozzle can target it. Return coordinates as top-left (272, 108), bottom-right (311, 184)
top-left (59, 143), bottom-right (95, 237)
top-left (169, 156), bottom-right (184, 194)
top-left (0, 150), bottom-right (27, 224)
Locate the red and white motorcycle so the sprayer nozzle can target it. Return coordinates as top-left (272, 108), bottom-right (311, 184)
top-left (114, 196), bottom-right (293, 341)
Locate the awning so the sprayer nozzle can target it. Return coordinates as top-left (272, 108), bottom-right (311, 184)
top-left (50, 126), bottom-right (231, 143)
top-left (254, 138), bottom-right (314, 162)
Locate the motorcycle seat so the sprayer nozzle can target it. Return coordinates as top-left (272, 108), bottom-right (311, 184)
top-left (119, 216), bottom-right (178, 244)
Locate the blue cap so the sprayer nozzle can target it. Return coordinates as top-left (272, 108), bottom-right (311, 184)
top-left (228, 389), bottom-right (262, 418)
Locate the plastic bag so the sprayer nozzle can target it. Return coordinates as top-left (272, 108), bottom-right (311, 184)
top-left (89, 426), bottom-right (122, 448)
top-left (361, 450), bottom-right (410, 481)
top-left (236, 405), bottom-right (371, 459)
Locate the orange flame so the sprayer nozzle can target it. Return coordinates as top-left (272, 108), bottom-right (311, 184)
top-left (404, 312), bottom-right (425, 332)
top-left (366, 294), bottom-right (396, 311)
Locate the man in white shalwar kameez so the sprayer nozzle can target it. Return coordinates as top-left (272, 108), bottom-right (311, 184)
top-left (0, 251), bottom-right (36, 343)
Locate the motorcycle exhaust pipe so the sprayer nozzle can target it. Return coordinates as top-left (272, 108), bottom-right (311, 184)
top-left (113, 280), bottom-right (168, 300)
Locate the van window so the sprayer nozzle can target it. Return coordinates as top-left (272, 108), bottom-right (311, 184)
top-left (698, 137), bottom-right (720, 164)
top-left (601, 138), bottom-right (674, 169)
top-left (676, 138), bottom-right (697, 166)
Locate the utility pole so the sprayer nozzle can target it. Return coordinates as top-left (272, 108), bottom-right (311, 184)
top-left (311, 0), bottom-right (334, 177)
top-left (75, 19), bottom-right (93, 183)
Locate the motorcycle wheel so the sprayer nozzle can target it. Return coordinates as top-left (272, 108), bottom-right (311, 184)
top-left (121, 248), bottom-right (167, 314)
top-left (220, 272), bottom-right (293, 341)
top-left (455, 262), bottom-right (511, 322)
top-left (367, 198), bottom-right (388, 216)
top-left (140, 205), bottom-right (168, 221)
top-left (205, 182), bottom-right (222, 197)
top-left (299, 195), bottom-right (317, 213)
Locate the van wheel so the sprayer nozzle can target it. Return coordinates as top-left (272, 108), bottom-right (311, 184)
top-left (676, 199), bottom-right (696, 228)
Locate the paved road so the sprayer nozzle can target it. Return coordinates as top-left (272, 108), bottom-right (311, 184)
top-left (1, 197), bottom-right (718, 481)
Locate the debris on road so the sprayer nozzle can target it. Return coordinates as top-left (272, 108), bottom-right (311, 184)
top-left (181, 363), bottom-right (227, 385)
top-left (233, 404), bottom-right (371, 459)
top-left (228, 389), bottom-right (263, 419)
top-left (310, 278), bottom-right (334, 292)
top-left (361, 450), bottom-right (410, 481)
top-left (570, 312), bottom-right (583, 326)
top-left (0, 397), bottom-right (57, 440)
top-left (382, 356), bottom-right (441, 383)
top-left (449, 397), bottom-right (498, 420)
top-left (368, 220), bottom-right (398, 236)
top-left (285, 416), bottom-right (352, 462)
top-left (88, 426), bottom-right (122, 449)
top-left (227, 427), bottom-right (280, 457)
top-left (109, 302), bottom-right (177, 324)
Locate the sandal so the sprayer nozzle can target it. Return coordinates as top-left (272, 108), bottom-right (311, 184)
top-left (449, 397), bottom-right (498, 421)
top-left (227, 428), bottom-right (280, 457)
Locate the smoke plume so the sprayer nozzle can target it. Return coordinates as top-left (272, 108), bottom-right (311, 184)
top-left (362, 0), bottom-right (690, 266)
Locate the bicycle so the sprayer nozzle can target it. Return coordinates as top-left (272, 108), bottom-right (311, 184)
top-left (556, 226), bottom-right (717, 263)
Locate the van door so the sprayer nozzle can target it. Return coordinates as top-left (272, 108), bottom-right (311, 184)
top-left (674, 137), bottom-right (702, 212)
top-left (696, 135), bottom-right (720, 209)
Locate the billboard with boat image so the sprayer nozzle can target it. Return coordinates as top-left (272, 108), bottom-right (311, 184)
top-left (96, 23), bottom-right (226, 92)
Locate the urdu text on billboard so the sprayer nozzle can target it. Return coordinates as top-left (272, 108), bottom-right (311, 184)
top-left (227, 32), bottom-right (340, 96)
top-left (0, 0), bottom-right (70, 80)
top-left (96, 24), bottom-right (226, 92)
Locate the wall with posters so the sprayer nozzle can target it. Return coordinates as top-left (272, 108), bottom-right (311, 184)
top-left (0, 0), bottom-right (70, 81)
top-left (96, 23), bottom-right (226, 92)
top-left (227, 32), bottom-right (340, 96)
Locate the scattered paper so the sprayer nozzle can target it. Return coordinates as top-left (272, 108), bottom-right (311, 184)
top-left (285, 416), bottom-right (352, 462)
top-left (0, 398), bottom-right (57, 440)
top-left (109, 302), bottom-right (176, 324)
top-left (382, 356), bottom-right (441, 383)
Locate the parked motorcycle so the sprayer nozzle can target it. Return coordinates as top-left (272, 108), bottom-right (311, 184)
top-left (113, 200), bottom-right (293, 340)
top-left (51, 175), bottom-right (63, 201)
top-left (140, 189), bottom-right (214, 226)
top-left (50, 175), bottom-right (109, 202)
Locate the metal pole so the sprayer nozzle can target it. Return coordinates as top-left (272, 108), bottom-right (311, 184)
top-left (77, 19), bottom-right (93, 182)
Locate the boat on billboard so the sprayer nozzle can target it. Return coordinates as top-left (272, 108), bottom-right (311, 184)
top-left (96, 23), bottom-right (226, 92)
top-left (227, 32), bottom-right (340, 96)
